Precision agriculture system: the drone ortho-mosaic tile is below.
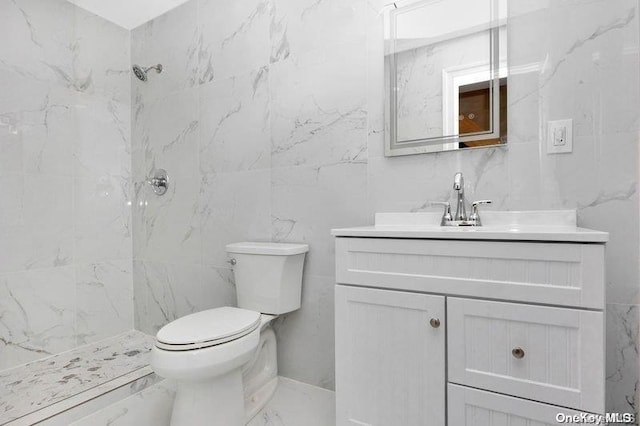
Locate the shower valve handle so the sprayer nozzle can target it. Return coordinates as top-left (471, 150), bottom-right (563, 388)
top-left (146, 169), bottom-right (169, 196)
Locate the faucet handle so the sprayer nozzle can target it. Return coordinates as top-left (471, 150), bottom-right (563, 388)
top-left (469, 200), bottom-right (493, 225)
top-left (429, 201), bottom-right (453, 226)
top-left (472, 200), bottom-right (493, 208)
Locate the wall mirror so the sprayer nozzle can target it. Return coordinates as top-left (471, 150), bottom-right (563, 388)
top-left (384, 0), bottom-right (508, 156)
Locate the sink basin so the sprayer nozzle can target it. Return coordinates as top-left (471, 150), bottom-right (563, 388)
top-left (331, 210), bottom-right (608, 242)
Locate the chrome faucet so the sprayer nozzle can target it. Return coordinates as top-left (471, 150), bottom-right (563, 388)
top-left (430, 172), bottom-right (492, 226)
top-left (453, 172), bottom-right (467, 221)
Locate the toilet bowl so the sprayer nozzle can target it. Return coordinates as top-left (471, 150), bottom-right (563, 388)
top-left (151, 242), bottom-right (308, 426)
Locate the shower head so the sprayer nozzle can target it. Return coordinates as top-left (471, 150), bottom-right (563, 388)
top-left (132, 64), bottom-right (163, 82)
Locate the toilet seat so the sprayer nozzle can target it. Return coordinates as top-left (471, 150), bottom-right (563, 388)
top-left (155, 307), bottom-right (261, 352)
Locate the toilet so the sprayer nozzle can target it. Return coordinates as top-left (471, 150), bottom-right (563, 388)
top-left (151, 242), bottom-right (309, 426)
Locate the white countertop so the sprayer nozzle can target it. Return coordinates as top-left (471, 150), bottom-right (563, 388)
top-left (331, 211), bottom-right (609, 243)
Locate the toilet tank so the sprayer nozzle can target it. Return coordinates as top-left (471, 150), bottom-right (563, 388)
top-left (225, 242), bottom-right (309, 315)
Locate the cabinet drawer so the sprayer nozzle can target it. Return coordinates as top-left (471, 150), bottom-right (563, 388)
top-left (448, 384), bottom-right (594, 425)
top-left (335, 237), bottom-right (604, 309)
top-left (448, 298), bottom-right (604, 413)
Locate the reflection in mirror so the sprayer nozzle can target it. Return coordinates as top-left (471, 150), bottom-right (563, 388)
top-left (384, 0), bottom-right (508, 156)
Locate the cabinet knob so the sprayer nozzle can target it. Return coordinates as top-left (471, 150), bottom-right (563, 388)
top-left (429, 318), bottom-right (441, 328)
top-left (512, 347), bottom-right (525, 359)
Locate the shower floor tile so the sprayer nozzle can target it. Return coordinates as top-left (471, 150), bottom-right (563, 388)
top-left (0, 330), bottom-right (155, 425)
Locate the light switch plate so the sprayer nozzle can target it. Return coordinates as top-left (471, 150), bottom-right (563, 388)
top-left (547, 119), bottom-right (573, 154)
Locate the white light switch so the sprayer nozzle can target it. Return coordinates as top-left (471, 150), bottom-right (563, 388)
top-left (547, 119), bottom-right (573, 154)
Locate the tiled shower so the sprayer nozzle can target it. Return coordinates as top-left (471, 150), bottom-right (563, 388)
top-left (0, 1), bottom-right (133, 370)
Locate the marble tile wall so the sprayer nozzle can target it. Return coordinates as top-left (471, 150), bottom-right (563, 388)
top-left (0, 0), bottom-right (133, 370)
top-left (130, 0), bottom-right (640, 414)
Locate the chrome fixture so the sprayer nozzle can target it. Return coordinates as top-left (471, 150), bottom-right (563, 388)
top-left (132, 64), bottom-right (163, 82)
top-left (469, 200), bottom-right (493, 226)
top-left (146, 169), bottom-right (169, 196)
top-left (453, 172), bottom-right (467, 221)
top-left (428, 201), bottom-right (453, 226)
top-left (429, 318), bottom-right (441, 328)
top-left (431, 172), bottom-right (492, 226)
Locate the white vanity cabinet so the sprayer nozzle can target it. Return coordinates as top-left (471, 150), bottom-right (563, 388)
top-left (334, 217), bottom-right (607, 426)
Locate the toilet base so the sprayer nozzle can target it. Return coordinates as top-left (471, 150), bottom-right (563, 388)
top-left (244, 376), bottom-right (278, 422)
top-left (243, 317), bottom-right (279, 421)
top-left (170, 368), bottom-right (245, 426)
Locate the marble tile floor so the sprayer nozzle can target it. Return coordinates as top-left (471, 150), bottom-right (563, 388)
top-left (71, 376), bottom-right (336, 426)
top-left (0, 331), bottom-right (155, 425)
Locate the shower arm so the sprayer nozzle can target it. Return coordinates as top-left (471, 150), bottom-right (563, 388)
top-left (145, 64), bottom-right (163, 74)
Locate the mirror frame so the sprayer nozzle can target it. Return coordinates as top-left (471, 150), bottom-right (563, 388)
top-left (384, 0), bottom-right (507, 157)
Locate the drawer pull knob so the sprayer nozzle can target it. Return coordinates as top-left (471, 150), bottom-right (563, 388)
top-left (512, 347), bottom-right (525, 359)
top-left (430, 318), bottom-right (441, 328)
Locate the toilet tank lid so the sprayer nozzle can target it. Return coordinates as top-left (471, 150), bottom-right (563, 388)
top-left (226, 242), bottom-right (309, 255)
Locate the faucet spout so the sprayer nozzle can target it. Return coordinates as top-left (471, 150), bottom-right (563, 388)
top-left (453, 172), bottom-right (467, 221)
top-left (453, 172), bottom-right (464, 191)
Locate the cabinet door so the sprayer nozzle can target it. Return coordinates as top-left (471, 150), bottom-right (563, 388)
top-left (335, 285), bottom-right (445, 426)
